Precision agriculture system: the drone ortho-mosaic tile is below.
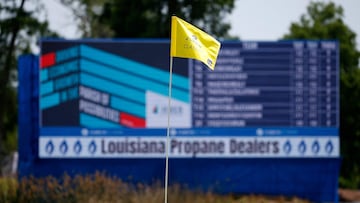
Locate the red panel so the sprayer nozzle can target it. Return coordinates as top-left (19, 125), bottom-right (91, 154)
top-left (119, 113), bottom-right (146, 128)
top-left (40, 52), bottom-right (56, 68)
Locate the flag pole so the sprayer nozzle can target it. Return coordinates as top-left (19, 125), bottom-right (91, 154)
top-left (164, 56), bottom-right (173, 203)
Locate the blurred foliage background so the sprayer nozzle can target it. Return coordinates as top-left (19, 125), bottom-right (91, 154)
top-left (0, 0), bottom-right (359, 189)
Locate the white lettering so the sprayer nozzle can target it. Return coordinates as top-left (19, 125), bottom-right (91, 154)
top-left (79, 99), bottom-right (118, 122)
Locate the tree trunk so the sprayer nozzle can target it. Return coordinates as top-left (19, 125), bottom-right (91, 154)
top-left (0, 0), bottom-right (26, 158)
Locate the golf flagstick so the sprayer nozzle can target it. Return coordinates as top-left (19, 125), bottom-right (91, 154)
top-left (164, 56), bottom-right (173, 203)
top-left (165, 16), bottom-right (220, 203)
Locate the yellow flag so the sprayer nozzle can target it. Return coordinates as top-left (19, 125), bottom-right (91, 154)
top-left (170, 16), bottom-right (221, 70)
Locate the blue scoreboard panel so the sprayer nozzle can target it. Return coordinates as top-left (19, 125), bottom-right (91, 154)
top-left (39, 40), bottom-right (339, 158)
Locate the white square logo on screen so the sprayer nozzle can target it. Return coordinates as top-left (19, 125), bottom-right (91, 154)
top-left (146, 91), bottom-right (191, 128)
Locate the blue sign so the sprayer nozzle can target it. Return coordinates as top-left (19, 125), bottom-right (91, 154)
top-left (38, 40), bottom-right (339, 158)
top-left (17, 40), bottom-right (341, 203)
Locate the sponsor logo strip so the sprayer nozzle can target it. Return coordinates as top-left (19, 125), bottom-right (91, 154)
top-left (39, 136), bottom-right (339, 158)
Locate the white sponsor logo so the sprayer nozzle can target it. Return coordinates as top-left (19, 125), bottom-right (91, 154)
top-left (146, 91), bottom-right (191, 128)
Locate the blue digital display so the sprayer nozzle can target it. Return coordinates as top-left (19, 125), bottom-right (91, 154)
top-left (191, 41), bottom-right (339, 128)
top-left (38, 40), bottom-right (339, 158)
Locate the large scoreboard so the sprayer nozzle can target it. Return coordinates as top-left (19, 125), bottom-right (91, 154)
top-left (39, 40), bottom-right (339, 158)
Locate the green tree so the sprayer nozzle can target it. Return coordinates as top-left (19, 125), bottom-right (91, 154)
top-left (61, 0), bottom-right (235, 38)
top-left (283, 2), bottom-right (360, 188)
top-left (0, 0), bottom-right (57, 161)
top-left (60, 0), bottom-right (114, 37)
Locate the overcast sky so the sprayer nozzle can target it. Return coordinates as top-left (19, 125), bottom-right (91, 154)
top-left (41, 0), bottom-right (360, 49)
top-left (228, 0), bottom-right (360, 46)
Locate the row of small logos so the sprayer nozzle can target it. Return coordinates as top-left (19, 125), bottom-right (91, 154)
top-left (39, 137), bottom-right (338, 158)
top-left (45, 140), bottom-right (97, 155)
top-left (282, 140), bottom-right (333, 154)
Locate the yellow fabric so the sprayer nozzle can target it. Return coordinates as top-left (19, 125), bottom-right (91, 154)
top-left (170, 16), bottom-right (221, 70)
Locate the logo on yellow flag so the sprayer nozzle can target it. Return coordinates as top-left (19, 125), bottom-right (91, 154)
top-left (170, 16), bottom-right (221, 70)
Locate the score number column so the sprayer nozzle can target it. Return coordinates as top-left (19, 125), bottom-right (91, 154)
top-left (307, 41), bottom-right (321, 127)
top-left (192, 62), bottom-right (206, 127)
top-left (292, 42), bottom-right (307, 126)
top-left (320, 42), bottom-right (338, 127)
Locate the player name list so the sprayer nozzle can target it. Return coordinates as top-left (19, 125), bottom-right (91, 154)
top-left (191, 41), bottom-right (339, 127)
